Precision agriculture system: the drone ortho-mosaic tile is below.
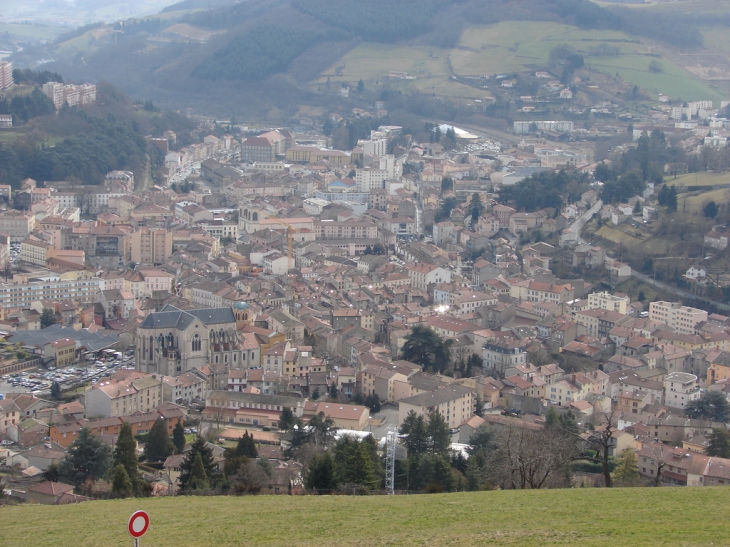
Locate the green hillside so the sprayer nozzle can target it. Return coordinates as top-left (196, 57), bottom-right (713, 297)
top-left (3, 487), bottom-right (729, 547)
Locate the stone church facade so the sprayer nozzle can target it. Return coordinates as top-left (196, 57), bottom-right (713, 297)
top-left (136, 305), bottom-right (244, 376)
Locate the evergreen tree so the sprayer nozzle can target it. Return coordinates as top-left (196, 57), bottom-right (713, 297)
top-left (172, 421), bottom-right (186, 454)
top-left (304, 451), bottom-right (336, 493)
top-left (428, 411), bottom-right (451, 455)
top-left (278, 407), bottom-right (296, 431)
top-left (50, 381), bottom-right (62, 400)
top-left (145, 418), bottom-right (174, 462)
top-left (332, 436), bottom-right (379, 490)
top-left (685, 391), bottom-right (730, 423)
top-left (311, 387), bottom-right (320, 400)
top-left (474, 395), bottom-right (485, 418)
top-left (110, 464), bottom-right (134, 498)
top-left (399, 410), bottom-right (429, 457)
top-left (187, 452), bottom-right (209, 491)
top-left (114, 422), bottom-right (139, 492)
top-left (667, 186), bottom-right (678, 213)
top-left (40, 308), bottom-right (56, 328)
top-left (707, 428), bottom-right (730, 458)
top-left (400, 324), bottom-right (451, 373)
top-left (357, 79), bottom-right (365, 92)
top-left (58, 428), bottom-right (111, 488)
top-left (611, 448), bottom-right (640, 487)
top-left (633, 200), bottom-right (642, 214)
top-left (232, 431), bottom-right (258, 459)
top-left (179, 437), bottom-right (216, 491)
top-left (704, 201), bottom-right (719, 218)
top-left (328, 382), bottom-right (338, 399)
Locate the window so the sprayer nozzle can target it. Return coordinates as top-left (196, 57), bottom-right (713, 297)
top-left (192, 334), bottom-right (201, 352)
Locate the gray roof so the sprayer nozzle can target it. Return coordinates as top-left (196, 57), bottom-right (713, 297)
top-left (399, 385), bottom-right (475, 407)
top-left (139, 305), bottom-right (236, 330)
top-left (10, 325), bottom-right (120, 352)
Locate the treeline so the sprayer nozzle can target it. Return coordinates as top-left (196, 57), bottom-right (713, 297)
top-left (597, 130), bottom-right (672, 203)
top-left (499, 169), bottom-right (591, 212)
top-left (0, 110), bottom-right (147, 187)
top-left (292, 0), bottom-right (447, 42)
top-left (192, 26), bottom-right (328, 81)
top-left (12, 69), bottom-right (63, 85)
top-left (0, 88), bottom-right (55, 124)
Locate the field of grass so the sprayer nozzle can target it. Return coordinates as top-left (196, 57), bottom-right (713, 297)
top-left (666, 172), bottom-right (730, 187)
top-left (314, 20), bottom-right (723, 101)
top-left (0, 23), bottom-right (65, 42)
top-left (3, 487), bottom-right (730, 547)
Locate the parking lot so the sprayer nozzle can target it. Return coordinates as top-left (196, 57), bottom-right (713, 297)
top-left (0, 352), bottom-right (136, 396)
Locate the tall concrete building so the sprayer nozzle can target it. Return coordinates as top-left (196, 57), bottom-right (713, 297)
top-left (0, 61), bottom-right (13, 90)
top-left (130, 227), bottom-right (173, 266)
top-left (649, 301), bottom-right (708, 335)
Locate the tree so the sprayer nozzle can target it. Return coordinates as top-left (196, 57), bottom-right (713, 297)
top-left (474, 395), bottom-right (485, 418)
top-left (311, 387), bottom-right (320, 400)
top-left (612, 448), bottom-right (640, 487)
top-left (648, 59), bottom-right (664, 73)
top-left (428, 411), bottom-right (451, 455)
top-left (364, 394), bottom-right (381, 413)
top-left (40, 308), bottom-right (56, 329)
top-left (43, 463), bottom-right (60, 482)
top-left (685, 391), bottom-right (730, 423)
top-left (172, 421), bottom-right (186, 454)
top-left (490, 425), bottom-right (577, 489)
top-left (667, 186), bottom-right (678, 213)
top-left (305, 451), bottom-right (336, 493)
top-left (399, 410), bottom-right (429, 458)
top-left (400, 324), bottom-right (451, 373)
top-left (580, 410), bottom-right (618, 487)
top-left (179, 437), bottom-right (216, 491)
top-left (633, 200), bottom-right (642, 214)
top-left (278, 407), bottom-right (296, 431)
top-left (187, 452), bottom-right (210, 491)
top-left (110, 464), bottom-right (134, 498)
top-left (328, 382), bottom-right (338, 399)
top-left (706, 428), bottom-right (730, 458)
top-left (332, 436), bottom-right (379, 491)
top-left (58, 428), bottom-right (111, 488)
top-left (50, 381), bottom-right (62, 400)
top-left (114, 422), bottom-right (139, 492)
top-left (357, 79), bottom-right (365, 92)
top-left (231, 459), bottom-right (270, 495)
top-left (145, 418), bottom-right (174, 462)
top-left (308, 412), bottom-right (337, 447)
top-left (440, 176), bottom-right (453, 194)
top-left (704, 201), bottom-right (719, 218)
top-left (465, 353), bottom-right (482, 378)
top-left (232, 431), bottom-right (257, 459)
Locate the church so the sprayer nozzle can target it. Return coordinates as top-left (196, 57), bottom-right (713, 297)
top-left (135, 305), bottom-right (245, 376)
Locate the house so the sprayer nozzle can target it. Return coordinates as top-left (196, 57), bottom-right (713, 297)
top-left (704, 230), bottom-right (729, 250)
top-left (26, 481), bottom-right (76, 504)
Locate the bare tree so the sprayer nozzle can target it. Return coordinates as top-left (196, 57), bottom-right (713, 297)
top-left (579, 409), bottom-right (618, 488)
top-left (490, 425), bottom-right (578, 489)
top-left (642, 442), bottom-right (670, 487)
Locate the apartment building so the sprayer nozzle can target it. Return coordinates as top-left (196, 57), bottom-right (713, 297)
top-left (85, 373), bottom-right (163, 418)
top-left (406, 263), bottom-right (451, 290)
top-left (0, 276), bottom-right (102, 309)
top-left (649, 301), bottom-right (708, 335)
top-left (664, 372), bottom-right (701, 410)
top-left (314, 220), bottom-right (378, 240)
top-left (0, 211), bottom-right (36, 241)
top-left (510, 280), bottom-right (574, 304)
top-left (398, 385), bottom-right (476, 429)
top-left (0, 61), bottom-right (12, 90)
top-left (130, 227), bottom-right (173, 266)
top-left (198, 220), bottom-right (238, 241)
top-left (587, 291), bottom-right (630, 314)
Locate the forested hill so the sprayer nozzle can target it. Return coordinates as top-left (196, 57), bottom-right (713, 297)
top-left (0, 82), bottom-right (198, 189)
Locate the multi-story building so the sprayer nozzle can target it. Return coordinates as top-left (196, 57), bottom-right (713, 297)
top-left (314, 220), bottom-right (378, 240)
top-left (85, 373), bottom-right (163, 418)
top-left (20, 237), bottom-right (53, 266)
top-left (0, 276), bottom-right (102, 309)
top-left (587, 291), bottom-right (630, 314)
top-left (130, 227), bottom-right (173, 265)
top-left (0, 61), bottom-right (13, 90)
top-left (198, 220), bottom-right (238, 241)
top-left (0, 210), bottom-right (35, 241)
top-left (240, 136), bottom-right (276, 162)
top-left (649, 301), bottom-right (708, 335)
top-left (70, 224), bottom-right (130, 268)
top-left (482, 337), bottom-right (527, 374)
top-left (398, 385), bottom-right (476, 429)
top-left (664, 372), bottom-right (701, 410)
top-left (406, 263), bottom-right (451, 290)
top-left (510, 280), bottom-right (574, 305)
top-left (42, 81), bottom-right (65, 109)
top-left (162, 372), bottom-right (206, 405)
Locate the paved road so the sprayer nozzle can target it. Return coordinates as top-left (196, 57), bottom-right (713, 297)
top-left (630, 270), bottom-right (730, 312)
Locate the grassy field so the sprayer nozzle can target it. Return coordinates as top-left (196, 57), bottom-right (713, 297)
top-left (3, 487), bottom-right (730, 547)
top-left (0, 23), bottom-right (65, 42)
top-left (666, 172), bottom-right (730, 187)
top-left (313, 20), bottom-right (723, 101)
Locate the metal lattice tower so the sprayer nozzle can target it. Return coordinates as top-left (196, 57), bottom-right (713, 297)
top-left (385, 426), bottom-right (397, 494)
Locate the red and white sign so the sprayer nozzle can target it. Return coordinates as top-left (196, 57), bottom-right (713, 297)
top-left (128, 510), bottom-right (150, 539)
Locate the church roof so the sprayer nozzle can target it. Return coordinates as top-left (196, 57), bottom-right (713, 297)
top-left (139, 305), bottom-right (236, 330)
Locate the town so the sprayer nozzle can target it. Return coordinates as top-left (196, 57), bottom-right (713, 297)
top-left (0, 54), bottom-right (730, 503)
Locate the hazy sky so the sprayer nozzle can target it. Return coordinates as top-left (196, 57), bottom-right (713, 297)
top-left (1, 0), bottom-right (184, 26)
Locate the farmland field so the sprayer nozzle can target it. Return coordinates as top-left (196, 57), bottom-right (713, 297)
top-left (2, 487), bottom-right (730, 547)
